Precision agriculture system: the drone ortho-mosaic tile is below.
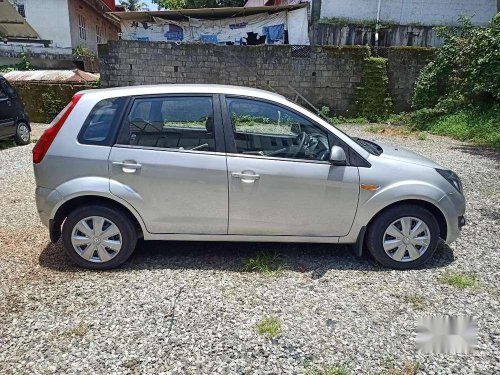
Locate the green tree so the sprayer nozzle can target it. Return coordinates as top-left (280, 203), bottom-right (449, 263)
top-left (153, 0), bottom-right (245, 9)
top-left (121, 0), bottom-right (147, 11)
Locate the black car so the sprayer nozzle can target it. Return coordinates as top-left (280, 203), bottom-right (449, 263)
top-left (0, 76), bottom-right (30, 145)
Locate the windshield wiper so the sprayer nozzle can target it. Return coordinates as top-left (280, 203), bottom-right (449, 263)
top-left (354, 138), bottom-right (383, 156)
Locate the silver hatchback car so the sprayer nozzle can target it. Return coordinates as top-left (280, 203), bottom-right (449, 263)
top-left (34, 85), bottom-right (465, 270)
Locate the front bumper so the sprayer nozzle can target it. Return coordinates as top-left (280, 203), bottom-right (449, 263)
top-left (438, 192), bottom-right (466, 244)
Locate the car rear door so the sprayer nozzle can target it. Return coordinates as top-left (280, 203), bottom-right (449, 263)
top-left (0, 85), bottom-right (16, 138)
top-left (223, 96), bottom-right (360, 237)
top-left (108, 94), bottom-right (228, 234)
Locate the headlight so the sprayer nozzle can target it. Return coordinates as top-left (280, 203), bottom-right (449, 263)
top-left (436, 169), bottom-right (463, 194)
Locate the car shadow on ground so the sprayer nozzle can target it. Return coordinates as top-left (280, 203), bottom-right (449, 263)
top-left (0, 140), bottom-right (17, 151)
top-left (452, 145), bottom-right (500, 166)
top-left (39, 240), bottom-right (455, 275)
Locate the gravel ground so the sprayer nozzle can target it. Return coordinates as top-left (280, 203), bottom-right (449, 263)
top-left (0, 124), bottom-right (498, 375)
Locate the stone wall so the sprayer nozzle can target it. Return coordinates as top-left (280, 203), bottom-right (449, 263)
top-left (99, 40), bottom-right (434, 114)
top-left (386, 47), bottom-right (435, 112)
top-left (99, 41), bottom-right (370, 114)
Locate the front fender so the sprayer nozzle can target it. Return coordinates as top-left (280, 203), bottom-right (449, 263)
top-left (343, 180), bottom-right (449, 243)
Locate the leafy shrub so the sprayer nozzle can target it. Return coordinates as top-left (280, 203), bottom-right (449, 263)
top-left (73, 46), bottom-right (97, 58)
top-left (413, 16), bottom-right (500, 110)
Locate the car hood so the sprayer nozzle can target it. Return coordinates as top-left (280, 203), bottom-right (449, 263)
top-left (376, 141), bottom-right (444, 169)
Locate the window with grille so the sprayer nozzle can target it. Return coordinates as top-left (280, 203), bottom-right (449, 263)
top-left (96, 24), bottom-right (102, 44)
top-left (17, 4), bottom-right (26, 18)
top-left (78, 14), bottom-right (87, 40)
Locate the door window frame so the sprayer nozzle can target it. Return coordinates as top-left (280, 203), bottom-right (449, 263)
top-left (114, 93), bottom-right (226, 155)
top-left (221, 94), bottom-right (355, 165)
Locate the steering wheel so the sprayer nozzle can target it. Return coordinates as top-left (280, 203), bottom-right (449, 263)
top-left (290, 131), bottom-right (307, 158)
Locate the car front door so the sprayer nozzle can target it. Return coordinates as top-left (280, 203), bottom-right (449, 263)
top-left (0, 86), bottom-right (15, 138)
top-left (109, 94), bottom-right (228, 234)
top-left (223, 96), bottom-right (360, 237)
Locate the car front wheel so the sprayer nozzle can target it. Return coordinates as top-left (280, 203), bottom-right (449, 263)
top-left (62, 205), bottom-right (137, 270)
top-left (366, 204), bottom-right (441, 269)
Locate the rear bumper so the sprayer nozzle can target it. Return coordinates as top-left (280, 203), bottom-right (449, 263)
top-left (35, 186), bottom-right (62, 228)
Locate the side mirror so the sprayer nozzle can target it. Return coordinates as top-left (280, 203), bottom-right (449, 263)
top-left (329, 145), bottom-right (347, 165)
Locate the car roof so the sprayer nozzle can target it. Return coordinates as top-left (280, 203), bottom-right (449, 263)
top-left (79, 84), bottom-right (286, 102)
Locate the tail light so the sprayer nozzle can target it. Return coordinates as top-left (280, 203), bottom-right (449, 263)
top-left (33, 93), bottom-right (83, 164)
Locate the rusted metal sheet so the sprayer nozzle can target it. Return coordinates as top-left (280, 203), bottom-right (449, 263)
top-left (3, 69), bottom-right (99, 83)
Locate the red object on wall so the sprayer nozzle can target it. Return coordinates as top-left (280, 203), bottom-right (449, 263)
top-left (101, 0), bottom-right (116, 11)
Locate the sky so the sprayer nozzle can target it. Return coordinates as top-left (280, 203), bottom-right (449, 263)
top-left (115, 0), bottom-right (159, 11)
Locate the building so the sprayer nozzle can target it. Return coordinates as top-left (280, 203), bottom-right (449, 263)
top-left (0, 0), bottom-right (45, 46)
top-left (7, 0), bottom-right (120, 52)
top-left (316, 0), bottom-right (498, 26)
top-left (111, 4), bottom-right (310, 45)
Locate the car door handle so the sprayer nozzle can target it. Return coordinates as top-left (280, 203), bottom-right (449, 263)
top-left (231, 172), bottom-right (260, 181)
top-left (112, 161), bottom-right (142, 173)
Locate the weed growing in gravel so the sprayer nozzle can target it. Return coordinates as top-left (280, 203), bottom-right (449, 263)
top-left (62, 322), bottom-right (89, 337)
top-left (401, 293), bottom-right (427, 310)
top-left (439, 271), bottom-right (477, 289)
top-left (242, 252), bottom-right (283, 275)
top-left (416, 132), bottom-right (427, 140)
top-left (255, 317), bottom-right (281, 338)
top-left (307, 366), bottom-right (350, 375)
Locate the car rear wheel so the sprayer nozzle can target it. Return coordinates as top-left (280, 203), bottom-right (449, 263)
top-left (366, 204), bottom-right (440, 269)
top-left (62, 205), bottom-right (137, 270)
top-left (14, 122), bottom-right (30, 145)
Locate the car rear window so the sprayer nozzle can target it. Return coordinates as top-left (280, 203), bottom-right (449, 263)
top-left (78, 97), bottom-right (127, 145)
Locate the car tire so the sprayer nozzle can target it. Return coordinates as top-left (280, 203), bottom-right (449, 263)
top-left (14, 121), bottom-right (30, 145)
top-left (62, 205), bottom-right (137, 270)
top-left (366, 204), bottom-right (440, 270)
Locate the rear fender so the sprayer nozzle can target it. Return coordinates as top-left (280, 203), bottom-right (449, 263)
top-left (52, 177), bottom-right (148, 234)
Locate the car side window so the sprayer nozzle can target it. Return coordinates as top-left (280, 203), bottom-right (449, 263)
top-left (120, 96), bottom-right (216, 152)
top-left (226, 98), bottom-right (331, 161)
top-left (0, 87), bottom-right (7, 99)
top-left (79, 97), bottom-right (127, 145)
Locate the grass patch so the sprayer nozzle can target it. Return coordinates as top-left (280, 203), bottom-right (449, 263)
top-left (401, 293), bottom-right (427, 310)
top-left (62, 322), bottom-right (89, 337)
top-left (329, 115), bottom-right (371, 125)
top-left (242, 252), bottom-right (283, 275)
top-left (400, 107), bottom-right (500, 150)
top-left (439, 271), bottom-right (477, 289)
top-left (365, 124), bottom-right (412, 136)
top-left (308, 366), bottom-right (350, 375)
top-left (380, 362), bottom-right (420, 375)
top-left (255, 317), bottom-right (281, 338)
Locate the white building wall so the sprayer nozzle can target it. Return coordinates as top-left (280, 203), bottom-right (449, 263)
top-left (320, 0), bottom-right (497, 26)
top-left (67, 0), bottom-right (119, 52)
top-left (14, 0), bottom-right (72, 48)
